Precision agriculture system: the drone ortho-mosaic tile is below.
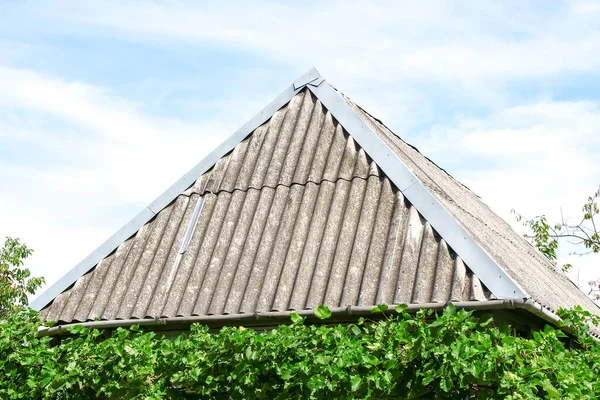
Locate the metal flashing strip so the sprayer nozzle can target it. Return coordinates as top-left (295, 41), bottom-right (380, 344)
top-left (308, 82), bottom-right (528, 300)
top-left (178, 196), bottom-right (205, 255)
top-left (30, 71), bottom-right (310, 311)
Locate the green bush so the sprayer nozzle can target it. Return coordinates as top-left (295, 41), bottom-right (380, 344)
top-left (1, 304), bottom-right (600, 399)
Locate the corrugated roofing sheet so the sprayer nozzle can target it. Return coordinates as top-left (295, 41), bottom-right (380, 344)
top-left (40, 89), bottom-right (492, 323)
top-left (341, 93), bottom-right (599, 316)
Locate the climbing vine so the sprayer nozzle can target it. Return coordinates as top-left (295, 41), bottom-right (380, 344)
top-left (2, 304), bottom-right (600, 399)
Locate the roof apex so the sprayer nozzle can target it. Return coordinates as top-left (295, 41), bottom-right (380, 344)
top-left (293, 67), bottom-right (324, 90)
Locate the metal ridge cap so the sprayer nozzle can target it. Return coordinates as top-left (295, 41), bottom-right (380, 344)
top-left (39, 300), bottom-right (528, 337)
top-left (30, 69), bottom-right (319, 312)
top-left (307, 81), bottom-right (528, 301)
top-left (293, 67), bottom-right (324, 90)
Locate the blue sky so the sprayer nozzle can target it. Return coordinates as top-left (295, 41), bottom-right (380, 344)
top-left (1, 1), bottom-right (599, 299)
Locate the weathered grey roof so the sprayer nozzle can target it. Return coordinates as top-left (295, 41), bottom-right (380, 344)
top-left (36, 68), bottom-right (600, 326)
top-left (341, 95), bottom-right (597, 316)
top-left (39, 90), bottom-right (492, 323)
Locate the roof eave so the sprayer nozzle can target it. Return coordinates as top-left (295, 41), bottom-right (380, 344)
top-left (37, 298), bottom-right (561, 337)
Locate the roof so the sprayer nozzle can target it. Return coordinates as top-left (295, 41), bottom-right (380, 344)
top-left (33, 68), bottom-right (600, 327)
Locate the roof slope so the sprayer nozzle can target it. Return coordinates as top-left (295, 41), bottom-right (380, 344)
top-left (341, 96), bottom-right (597, 315)
top-left (40, 90), bottom-right (491, 323)
top-left (35, 68), bottom-right (599, 326)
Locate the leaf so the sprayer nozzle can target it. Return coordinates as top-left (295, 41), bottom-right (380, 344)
top-left (444, 303), bottom-right (457, 316)
top-left (440, 376), bottom-right (451, 392)
top-left (350, 375), bottom-right (362, 392)
top-left (542, 380), bottom-right (561, 398)
top-left (290, 312), bottom-right (304, 324)
top-left (366, 343), bottom-right (380, 351)
top-left (479, 315), bottom-right (494, 327)
top-left (316, 355), bottom-right (328, 364)
top-left (395, 304), bottom-right (408, 313)
top-left (371, 304), bottom-right (389, 313)
top-left (315, 305), bottom-right (332, 320)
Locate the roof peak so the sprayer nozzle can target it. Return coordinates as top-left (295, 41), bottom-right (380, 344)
top-left (293, 67), bottom-right (324, 90)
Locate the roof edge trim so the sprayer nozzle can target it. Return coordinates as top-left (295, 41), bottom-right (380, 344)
top-left (30, 69), bottom-right (316, 311)
top-left (307, 82), bottom-right (528, 300)
top-left (37, 299), bottom-right (559, 337)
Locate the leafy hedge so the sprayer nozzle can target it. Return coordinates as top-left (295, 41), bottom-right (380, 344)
top-left (1, 304), bottom-right (600, 399)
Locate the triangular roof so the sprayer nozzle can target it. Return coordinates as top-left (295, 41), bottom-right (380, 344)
top-left (33, 68), bottom-right (600, 330)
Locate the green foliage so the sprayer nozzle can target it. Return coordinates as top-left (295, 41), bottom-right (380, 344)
top-left (512, 186), bottom-right (599, 275)
top-left (512, 212), bottom-right (560, 263)
top-left (513, 186), bottom-right (600, 302)
top-left (0, 237), bottom-right (44, 319)
top-left (2, 306), bottom-right (600, 399)
top-left (315, 305), bottom-right (332, 320)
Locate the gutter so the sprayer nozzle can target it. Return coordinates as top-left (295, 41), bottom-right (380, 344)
top-left (38, 298), bottom-right (564, 337)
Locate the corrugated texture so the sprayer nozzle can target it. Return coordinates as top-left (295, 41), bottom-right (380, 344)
top-left (41, 180), bottom-right (490, 323)
top-left (40, 89), bottom-right (491, 323)
top-left (182, 90), bottom-right (374, 198)
top-left (341, 93), bottom-right (600, 317)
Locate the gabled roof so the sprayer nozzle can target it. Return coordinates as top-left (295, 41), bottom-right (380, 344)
top-left (33, 68), bottom-right (600, 328)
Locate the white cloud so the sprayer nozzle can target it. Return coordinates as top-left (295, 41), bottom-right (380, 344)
top-left (7, 0), bottom-right (595, 144)
top-left (28, 0), bottom-right (600, 87)
top-left (570, 0), bottom-right (600, 15)
top-left (0, 66), bottom-right (232, 291)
